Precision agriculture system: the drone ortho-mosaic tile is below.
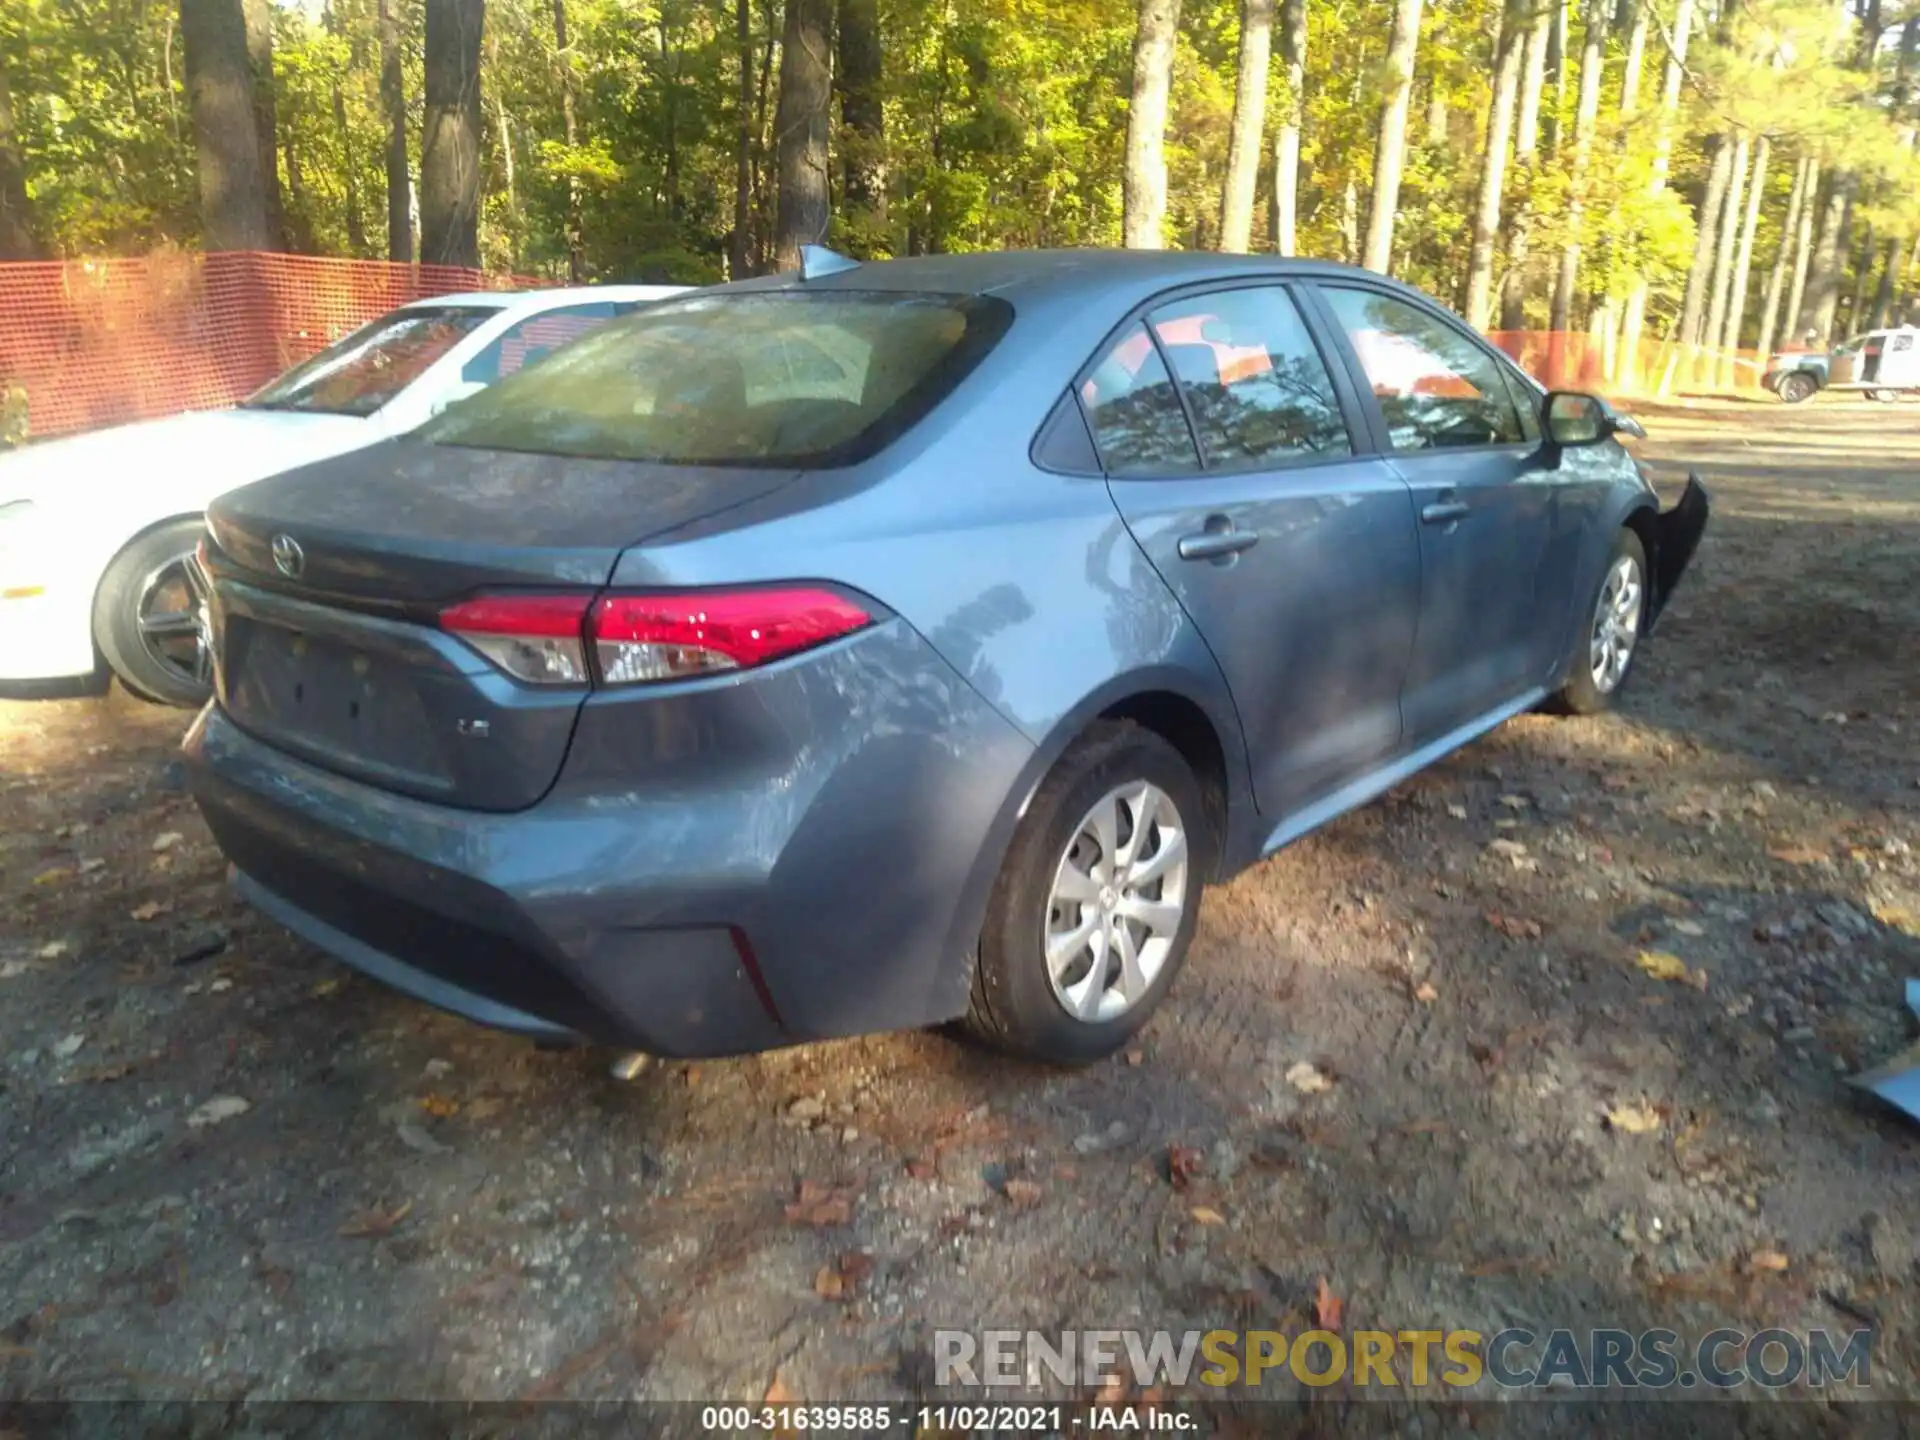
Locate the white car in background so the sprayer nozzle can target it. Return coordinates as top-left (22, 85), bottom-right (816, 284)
top-left (0, 283), bottom-right (685, 706)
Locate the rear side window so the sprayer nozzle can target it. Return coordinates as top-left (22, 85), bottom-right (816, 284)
top-left (1322, 287), bottom-right (1526, 451)
top-left (1078, 322), bottom-right (1201, 476)
top-left (420, 291), bottom-right (1012, 467)
top-left (461, 302), bottom-right (631, 384)
top-left (1147, 287), bottom-right (1350, 466)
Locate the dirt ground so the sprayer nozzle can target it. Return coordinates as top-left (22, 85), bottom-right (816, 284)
top-left (2, 406), bottom-right (1917, 1426)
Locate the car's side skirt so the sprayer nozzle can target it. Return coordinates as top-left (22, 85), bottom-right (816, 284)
top-left (1238, 685), bottom-right (1551, 874)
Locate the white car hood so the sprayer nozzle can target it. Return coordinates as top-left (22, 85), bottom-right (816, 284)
top-left (0, 407), bottom-right (374, 515)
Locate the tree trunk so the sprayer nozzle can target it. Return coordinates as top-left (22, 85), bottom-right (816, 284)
top-left (773, 0), bottom-right (832, 269)
top-left (0, 60), bottom-right (37, 259)
top-left (1549, 0), bottom-right (1607, 336)
top-left (1616, 0), bottom-right (1692, 385)
top-left (494, 88), bottom-right (519, 270)
top-left (1617, 0), bottom-right (1646, 116)
top-left (731, 0), bottom-right (754, 278)
top-left (1845, 223), bottom-right (1875, 335)
top-left (1465, 0), bottom-right (1525, 330)
top-left (331, 76), bottom-right (365, 253)
top-left (1801, 172), bottom-right (1855, 343)
top-left (1220, 0), bottom-right (1275, 253)
top-left (240, 0), bottom-right (285, 250)
top-left (837, 0), bottom-right (886, 254)
top-left (378, 0), bottom-right (412, 262)
top-left (1676, 137), bottom-right (1732, 356)
top-left (1272, 0), bottom-right (1305, 255)
top-left (1500, 0), bottom-right (1554, 330)
top-left (1362, 0), bottom-right (1424, 274)
top-left (1122, 0), bottom-right (1181, 248)
top-left (1718, 134), bottom-right (1767, 386)
top-left (1755, 154), bottom-right (1809, 365)
top-left (180, 0), bottom-right (271, 251)
top-left (420, 0), bottom-right (484, 269)
top-left (660, 15), bottom-right (681, 222)
top-left (553, 0), bottom-right (584, 280)
top-left (754, 0), bottom-right (776, 266)
top-left (1870, 234), bottom-right (1903, 329)
top-left (1702, 132), bottom-right (1749, 378)
top-left (1784, 160), bottom-right (1819, 345)
top-left (1543, 0), bottom-right (1567, 155)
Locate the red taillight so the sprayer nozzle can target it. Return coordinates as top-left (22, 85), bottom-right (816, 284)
top-left (590, 588), bottom-right (872, 685)
top-left (439, 592), bottom-right (594, 686)
top-left (439, 587), bottom-right (872, 688)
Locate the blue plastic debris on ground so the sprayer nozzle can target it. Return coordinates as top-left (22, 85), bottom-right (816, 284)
top-left (1850, 980), bottom-right (1920, 1122)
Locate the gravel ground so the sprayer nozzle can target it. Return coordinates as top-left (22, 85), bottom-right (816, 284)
top-left (1, 407), bottom-right (1916, 1425)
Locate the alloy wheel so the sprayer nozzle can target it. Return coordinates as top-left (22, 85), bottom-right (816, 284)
top-left (1043, 780), bottom-right (1189, 1024)
top-left (1589, 554), bottom-right (1643, 694)
top-left (135, 550), bottom-right (212, 692)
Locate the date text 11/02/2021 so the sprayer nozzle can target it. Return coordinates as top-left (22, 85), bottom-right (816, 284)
top-left (699, 1405), bottom-right (1190, 1432)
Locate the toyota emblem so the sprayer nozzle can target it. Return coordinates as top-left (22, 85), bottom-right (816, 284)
top-left (270, 533), bottom-right (305, 579)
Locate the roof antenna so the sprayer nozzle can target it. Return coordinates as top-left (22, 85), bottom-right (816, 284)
top-left (798, 245), bottom-right (861, 282)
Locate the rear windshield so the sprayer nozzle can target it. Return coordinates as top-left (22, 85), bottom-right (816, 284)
top-left (246, 306), bottom-right (495, 417)
top-left (416, 291), bottom-right (1013, 466)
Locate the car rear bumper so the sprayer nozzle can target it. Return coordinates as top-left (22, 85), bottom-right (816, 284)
top-left (183, 620), bottom-right (1035, 1057)
top-left (0, 578), bottom-right (99, 687)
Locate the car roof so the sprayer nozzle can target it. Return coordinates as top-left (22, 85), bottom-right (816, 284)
top-left (399, 284), bottom-right (688, 313)
top-left (711, 248), bottom-right (1409, 313)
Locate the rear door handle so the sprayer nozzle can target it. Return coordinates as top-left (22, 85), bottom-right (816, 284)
top-left (1421, 500), bottom-right (1471, 525)
top-left (1177, 526), bottom-right (1260, 561)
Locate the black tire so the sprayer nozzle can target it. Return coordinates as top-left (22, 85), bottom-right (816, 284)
top-left (1776, 372), bottom-right (1817, 404)
top-left (92, 517), bottom-right (212, 708)
top-left (1550, 528), bottom-right (1649, 717)
top-left (964, 720), bottom-right (1208, 1065)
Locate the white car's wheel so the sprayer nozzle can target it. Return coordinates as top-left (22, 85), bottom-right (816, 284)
top-left (92, 518), bottom-right (213, 708)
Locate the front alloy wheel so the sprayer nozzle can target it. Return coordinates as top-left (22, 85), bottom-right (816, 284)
top-left (1589, 553), bottom-right (1644, 695)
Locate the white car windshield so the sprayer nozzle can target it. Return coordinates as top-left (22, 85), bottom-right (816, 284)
top-left (245, 306), bottom-right (495, 417)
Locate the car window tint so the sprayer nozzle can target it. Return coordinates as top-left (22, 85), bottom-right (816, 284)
top-left (1891, 334), bottom-right (1913, 352)
top-left (1322, 287), bottom-right (1526, 451)
top-left (461, 303), bottom-right (625, 384)
top-left (244, 306), bottom-right (494, 417)
top-left (1078, 322), bottom-right (1201, 476)
top-left (1145, 288), bottom-right (1350, 466)
top-left (1501, 366), bottom-right (1542, 442)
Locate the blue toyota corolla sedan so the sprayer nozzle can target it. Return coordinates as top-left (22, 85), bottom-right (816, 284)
top-left (184, 248), bottom-right (1708, 1066)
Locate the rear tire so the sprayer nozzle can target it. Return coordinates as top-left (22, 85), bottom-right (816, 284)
top-left (1776, 372), bottom-right (1817, 404)
top-left (93, 518), bottom-right (213, 709)
top-left (1549, 528), bottom-right (1648, 717)
top-left (1868, 388), bottom-right (1900, 403)
top-left (964, 721), bottom-right (1207, 1065)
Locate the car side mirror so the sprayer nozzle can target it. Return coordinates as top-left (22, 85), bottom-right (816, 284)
top-left (1543, 390), bottom-right (1645, 453)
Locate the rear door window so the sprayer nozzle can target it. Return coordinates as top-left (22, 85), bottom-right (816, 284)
top-left (1078, 322), bottom-right (1201, 476)
top-left (1145, 287), bottom-right (1351, 467)
top-left (1321, 287), bottom-right (1527, 451)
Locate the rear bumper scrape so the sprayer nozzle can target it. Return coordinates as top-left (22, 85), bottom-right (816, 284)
top-left (1646, 473), bottom-right (1709, 632)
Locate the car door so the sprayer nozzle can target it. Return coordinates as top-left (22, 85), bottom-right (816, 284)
top-left (1313, 283), bottom-right (1557, 747)
top-left (1089, 282), bottom-right (1423, 820)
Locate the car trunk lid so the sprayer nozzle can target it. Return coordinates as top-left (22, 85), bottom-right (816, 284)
top-left (203, 439), bottom-right (800, 811)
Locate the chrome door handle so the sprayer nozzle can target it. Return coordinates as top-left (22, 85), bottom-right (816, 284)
top-left (1421, 500), bottom-right (1471, 525)
top-left (1177, 523), bottom-right (1260, 562)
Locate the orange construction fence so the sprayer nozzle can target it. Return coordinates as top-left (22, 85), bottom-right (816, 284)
top-left (0, 251), bottom-right (542, 441)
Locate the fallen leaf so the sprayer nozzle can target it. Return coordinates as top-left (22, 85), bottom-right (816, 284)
top-left (187, 1095), bottom-right (250, 1128)
top-left (1746, 1249), bottom-right (1790, 1273)
top-left (1002, 1178), bottom-right (1044, 1210)
top-left (1768, 844), bottom-right (1828, 866)
top-left (395, 1121), bottom-right (450, 1154)
top-left (339, 1199), bottom-right (413, 1238)
top-left (33, 868), bottom-right (72, 886)
top-left (903, 1156), bottom-right (935, 1180)
top-left (466, 1097), bottom-right (504, 1121)
top-left (1605, 1101), bottom-right (1664, 1134)
top-left (1312, 1276), bottom-right (1344, 1330)
top-left (1167, 1144), bottom-right (1205, 1189)
top-left (1484, 910), bottom-right (1544, 939)
top-left (783, 1179), bottom-right (854, 1227)
top-left (1414, 981), bottom-right (1438, 1003)
top-left (1445, 803), bottom-right (1468, 820)
top-left (1870, 903), bottom-right (1918, 937)
top-left (151, 832), bottom-right (184, 853)
top-left (1285, 1062), bottom-right (1334, 1094)
top-left (310, 978), bottom-right (342, 998)
top-left (419, 1093), bottom-right (459, 1118)
top-left (1124, 1048), bottom-right (1145, 1066)
top-left (763, 1374), bottom-right (798, 1406)
top-left (1189, 1205), bottom-right (1226, 1226)
top-left (1670, 918), bottom-right (1706, 937)
top-left (78, 857), bottom-right (105, 874)
top-left (36, 940), bottom-right (68, 960)
top-left (1636, 950), bottom-right (1708, 990)
top-left (812, 1266), bottom-right (845, 1301)
top-left (129, 901), bottom-right (172, 922)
